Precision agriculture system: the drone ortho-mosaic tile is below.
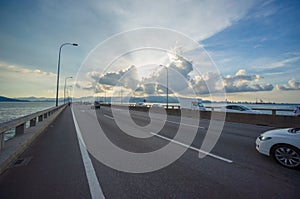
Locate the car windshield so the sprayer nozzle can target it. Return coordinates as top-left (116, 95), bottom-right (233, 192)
top-left (198, 103), bottom-right (204, 108)
top-left (240, 106), bottom-right (251, 111)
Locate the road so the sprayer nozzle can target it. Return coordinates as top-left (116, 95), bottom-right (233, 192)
top-left (0, 104), bottom-right (299, 199)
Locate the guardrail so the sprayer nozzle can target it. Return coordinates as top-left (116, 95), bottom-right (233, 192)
top-left (206, 107), bottom-right (294, 115)
top-left (0, 104), bottom-right (67, 150)
top-left (104, 104), bottom-right (299, 127)
top-left (126, 104), bottom-right (295, 115)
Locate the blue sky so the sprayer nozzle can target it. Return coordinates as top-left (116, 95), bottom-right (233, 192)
top-left (0, 0), bottom-right (299, 103)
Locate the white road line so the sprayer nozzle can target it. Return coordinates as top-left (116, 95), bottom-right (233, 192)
top-left (166, 120), bottom-right (205, 129)
top-left (150, 132), bottom-right (233, 163)
top-left (104, 114), bottom-right (113, 120)
top-left (104, 114), bottom-right (205, 130)
top-left (72, 108), bottom-right (105, 199)
top-left (103, 113), bottom-right (229, 163)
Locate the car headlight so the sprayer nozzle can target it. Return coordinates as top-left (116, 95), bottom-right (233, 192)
top-left (258, 135), bottom-right (272, 141)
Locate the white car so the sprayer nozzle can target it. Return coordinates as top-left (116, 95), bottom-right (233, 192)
top-left (135, 102), bottom-right (146, 107)
top-left (221, 105), bottom-right (261, 114)
top-left (151, 104), bottom-right (164, 108)
top-left (256, 128), bottom-right (300, 169)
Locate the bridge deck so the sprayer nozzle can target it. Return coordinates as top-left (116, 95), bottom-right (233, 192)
top-left (0, 105), bottom-right (299, 199)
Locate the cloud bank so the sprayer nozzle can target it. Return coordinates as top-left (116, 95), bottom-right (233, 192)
top-left (0, 62), bottom-right (56, 78)
top-left (82, 58), bottom-right (273, 96)
top-left (276, 79), bottom-right (300, 91)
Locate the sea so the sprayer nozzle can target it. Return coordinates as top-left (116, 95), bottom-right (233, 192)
top-left (0, 102), bottom-right (55, 140)
top-left (0, 102), bottom-right (55, 123)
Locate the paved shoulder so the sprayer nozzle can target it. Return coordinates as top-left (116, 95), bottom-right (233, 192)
top-left (0, 107), bottom-right (91, 199)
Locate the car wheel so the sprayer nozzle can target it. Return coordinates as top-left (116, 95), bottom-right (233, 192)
top-left (272, 144), bottom-right (300, 169)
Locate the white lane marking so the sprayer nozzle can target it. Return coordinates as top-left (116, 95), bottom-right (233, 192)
top-left (104, 112), bottom-right (228, 163)
top-left (166, 120), bottom-right (205, 129)
top-left (150, 132), bottom-right (233, 163)
top-left (72, 108), bottom-right (105, 199)
top-left (104, 114), bottom-right (113, 120)
top-left (104, 114), bottom-right (205, 130)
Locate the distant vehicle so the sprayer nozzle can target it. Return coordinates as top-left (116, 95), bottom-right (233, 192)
top-left (221, 105), bottom-right (261, 114)
top-left (151, 103), bottom-right (164, 108)
top-left (256, 128), bottom-right (300, 169)
top-left (179, 98), bottom-right (206, 111)
top-left (92, 101), bottom-right (100, 109)
top-left (135, 102), bottom-right (146, 107)
top-left (294, 106), bottom-right (300, 116)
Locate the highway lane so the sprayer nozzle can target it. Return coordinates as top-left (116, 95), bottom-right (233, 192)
top-left (73, 104), bottom-right (300, 199)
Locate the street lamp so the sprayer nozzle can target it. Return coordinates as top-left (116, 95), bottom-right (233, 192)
top-left (67, 85), bottom-right (73, 103)
top-left (160, 65), bottom-right (169, 109)
top-left (64, 76), bottom-right (73, 104)
top-left (56, 43), bottom-right (78, 106)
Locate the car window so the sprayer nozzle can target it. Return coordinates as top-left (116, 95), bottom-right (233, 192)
top-left (198, 103), bottom-right (204, 108)
top-left (232, 106), bottom-right (241, 111)
top-left (289, 128), bottom-right (300, 133)
top-left (240, 106), bottom-right (250, 111)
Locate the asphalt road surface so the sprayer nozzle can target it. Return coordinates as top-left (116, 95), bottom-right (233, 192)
top-left (0, 104), bottom-right (299, 199)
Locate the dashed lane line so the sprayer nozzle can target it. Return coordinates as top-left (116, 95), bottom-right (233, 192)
top-left (150, 132), bottom-right (233, 163)
top-left (104, 114), bottom-right (205, 129)
top-left (103, 113), bottom-right (232, 163)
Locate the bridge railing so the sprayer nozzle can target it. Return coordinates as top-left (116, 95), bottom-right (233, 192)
top-left (0, 104), bottom-right (67, 150)
top-left (206, 107), bottom-right (295, 115)
top-left (126, 104), bottom-right (295, 115)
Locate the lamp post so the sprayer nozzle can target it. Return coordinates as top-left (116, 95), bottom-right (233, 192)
top-left (64, 76), bottom-right (73, 104)
top-left (56, 43), bottom-right (78, 106)
top-left (67, 85), bottom-right (73, 103)
top-left (160, 65), bottom-right (168, 109)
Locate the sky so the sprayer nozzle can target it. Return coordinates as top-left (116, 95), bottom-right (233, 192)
top-left (0, 0), bottom-right (300, 103)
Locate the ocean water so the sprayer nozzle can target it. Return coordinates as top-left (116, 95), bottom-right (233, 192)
top-left (0, 102), bottom-right (55, 140)
top-left (0, 102), bottom-right (55, 123)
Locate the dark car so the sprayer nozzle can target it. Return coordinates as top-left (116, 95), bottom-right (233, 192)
top-left (93, 101), bottom-right (100, 109)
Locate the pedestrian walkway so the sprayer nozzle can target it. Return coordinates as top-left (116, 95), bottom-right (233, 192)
top-left (0, 107), bottom-right (91, 199)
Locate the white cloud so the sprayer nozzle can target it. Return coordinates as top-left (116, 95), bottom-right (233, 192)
top-left (0, 62), bottom-right (56, 78)
top-left (276, 79), bottom-right (300, 91)
top-left (89, 0), bottom-right (257, 41)
top-left (223, 69), bottom-right (272, 93)
top-left (0, 62), bottom-right (59, 97)
top-left (251, 56), bottom-right (300, 69)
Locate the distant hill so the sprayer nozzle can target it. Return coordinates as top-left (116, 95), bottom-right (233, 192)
top-left (0, 96), bottom-right (29, 102)
top-left (18, 97), bottom-right (56, 102)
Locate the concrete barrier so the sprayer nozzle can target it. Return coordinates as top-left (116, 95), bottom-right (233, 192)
top-left (109, 105), bottom-right (299, 128)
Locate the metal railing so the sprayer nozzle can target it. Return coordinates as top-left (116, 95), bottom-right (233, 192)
top-left (126, 104), bottom-right (295, 115)
top-left (206, 106), bottom-right (294, 115)
top-left (0, 104), bottom-right (66, 150)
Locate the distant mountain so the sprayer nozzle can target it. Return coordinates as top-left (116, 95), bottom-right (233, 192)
top-left (18, 97), bottom-right (56, 102)
top-left (0, 96), bottom-right (29, 102)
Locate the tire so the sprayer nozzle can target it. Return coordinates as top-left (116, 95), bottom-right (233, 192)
top-left (272, 144), bottom-right (300, 169)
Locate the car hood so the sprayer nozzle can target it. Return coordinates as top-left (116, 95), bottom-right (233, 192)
top-left (262, 128), bottom-right (293, 137)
